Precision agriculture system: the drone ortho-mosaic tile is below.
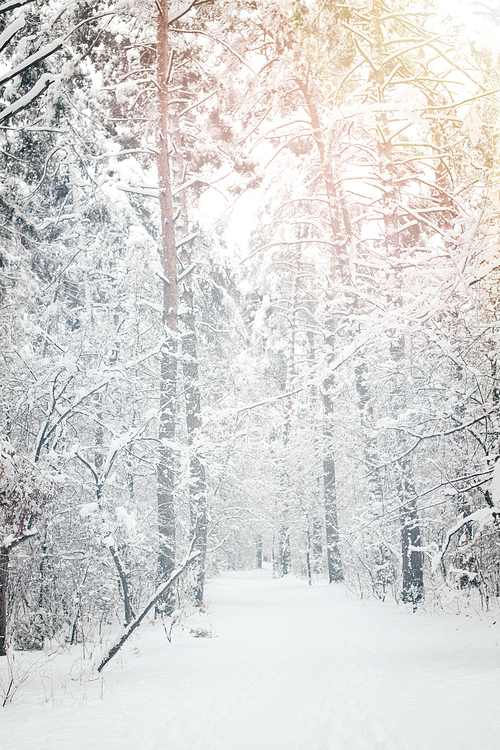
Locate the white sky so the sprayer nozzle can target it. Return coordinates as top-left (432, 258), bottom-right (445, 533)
top-left (437, 0), bottom-right (500, 57)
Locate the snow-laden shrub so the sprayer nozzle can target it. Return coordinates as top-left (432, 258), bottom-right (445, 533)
top-left (12, 613), bottom-right (66, 651)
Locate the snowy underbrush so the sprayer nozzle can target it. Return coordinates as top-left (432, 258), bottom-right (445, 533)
top-left (0, 642), bottom-right (100, 708)
top-left (342, 561), bottom-right (500, 619)
top-left (2, 571), bottom-right (498, 714)
top-left (0, 605), bottom-right (213, 708)
top-left (426, 579), bottom-right (500, 619)
top-left (2, 570), bottom-right (500, 750)
top-left (290, 569), bottom-right (500, 622)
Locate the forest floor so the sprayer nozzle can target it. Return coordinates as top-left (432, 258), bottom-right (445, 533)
top-left (1, 567), bottom-right (499, 750)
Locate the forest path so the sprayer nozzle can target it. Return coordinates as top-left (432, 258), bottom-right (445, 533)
top-left (2, 568), bottom-right (499, 750)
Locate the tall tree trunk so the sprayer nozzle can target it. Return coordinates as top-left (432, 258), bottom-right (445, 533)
top-left (366, 5), bottom-right (424, 604)
top-left (255, 533), bottom-right (263, 569)
top-left (354, 356), bottom-right (394, 595)
top-left (172, 109), bottom-right (208, 607)
top-left (306, 330), bottom-right (325, 575)
top-left (0, 547), bottom-right (9, 656)
top-left (0, 537), bottom-right (31, 656)
top-left (389, 338), bottom-right (424, 606)
top-left (396, 459), bottom-right (424, 607)
top-left (108, 543), bottom-right (136, 625)
top-left (297, 78), bottom-right (349, 583)
top-left (182, 284), bottom-right (207, 605)
top-left (354, 358), bottom-right (384, 507)
top-left (156, 0), bottom-right (178, 613)
top-left (322, 369), bottom-right (344, 582)
top-left (278, 250), bottom-right (301, 576)
top-left (381, 139), bottom-right (424, 604)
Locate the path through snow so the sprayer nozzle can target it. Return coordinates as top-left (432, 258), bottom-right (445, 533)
top-left (2, 568), bottom-right (499, 749)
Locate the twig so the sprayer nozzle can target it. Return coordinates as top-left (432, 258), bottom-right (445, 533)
top-left (2, 678), bottom-right (13, 707)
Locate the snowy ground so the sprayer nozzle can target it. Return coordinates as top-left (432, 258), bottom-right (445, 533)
top-left (1, 568), bottom-right (499, 750)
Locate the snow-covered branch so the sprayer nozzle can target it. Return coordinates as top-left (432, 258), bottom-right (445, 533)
top-left (97, 539), bottom-right (201, 672)
top-left (432, 507), bottom-right (498, 573)
top-left (0, 14), bottom-right (24, 52)
top-left (0, 74), bottom-right (56, 124)
top-left (0, 40), bottom-right (62, 86)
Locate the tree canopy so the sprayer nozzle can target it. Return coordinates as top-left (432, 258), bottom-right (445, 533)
top-left (1, 0), bottom-right (500, 664)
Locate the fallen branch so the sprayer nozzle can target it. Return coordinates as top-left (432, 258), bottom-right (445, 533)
top-left (97, 539), bottom-right (200, 672)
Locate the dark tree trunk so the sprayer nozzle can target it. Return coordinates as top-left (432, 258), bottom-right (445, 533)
top-left (255, 533), bottom-right (263, 569)
top-left (392, 375), bottom-right (424, 606)
top-left (279, 520), bottom-right (291, 575)
top-left (322, 315), bottom-right (344, 583)
top-left (0, 547), bottom-right (9, 656)
top-left (354, 358), bottom-right (382, 503)
top-left (109, 545), bottom-right (135, 626)
top-left (178, 245), bottom-right (207, 604)
top-left (0, 536), bottom-right (33, 655)
top-left (171, 106), bottom-right (208, 607)
top-left (155, 0), bottom-right (178, 614)
top-left (323, 384), bottom-right (344, 583)
top-left (306, 331), bottom-right (326, 576)
top-left (276, 253), bottom-right (301, 578)
top-left (297, 78), bottom-right (348, 584)
top-left (98, 542), bottom-right (200, 673)
top-left (399, 490), bottom-right (424, 607)
top-left (391, 339), bottom-right (424, 607)
top-left (371, 17), bottom-right (425, 603)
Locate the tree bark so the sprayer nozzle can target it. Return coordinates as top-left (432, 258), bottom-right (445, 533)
top-left (171, 108), bottom-right (208, 608)
top-left (156, 0), bottom-right (178, 613)
top-left (322, 377), bottom-right (344, 583)
top-left (255, 533), bottom-right (263, 569)
top-left (183, 302), bottom-right (207, 604)
top-left (366, 4), bottom-right (425, 605)
top-left (276, 250), bottom-right (301, 577)
top-left (296, 77), bottom-right (347, 583)
top-left (0, 547), bottom-right (9, 656)
top-left (397, 466), bottom-right (424, 607)
top-left (0, 535), bottom-right (35, 656)
top-left (109, 545), bottom-right (135, 626)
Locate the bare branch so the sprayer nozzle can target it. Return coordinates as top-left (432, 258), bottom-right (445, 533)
top-left (171, 28), bottom-right (257, 78)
